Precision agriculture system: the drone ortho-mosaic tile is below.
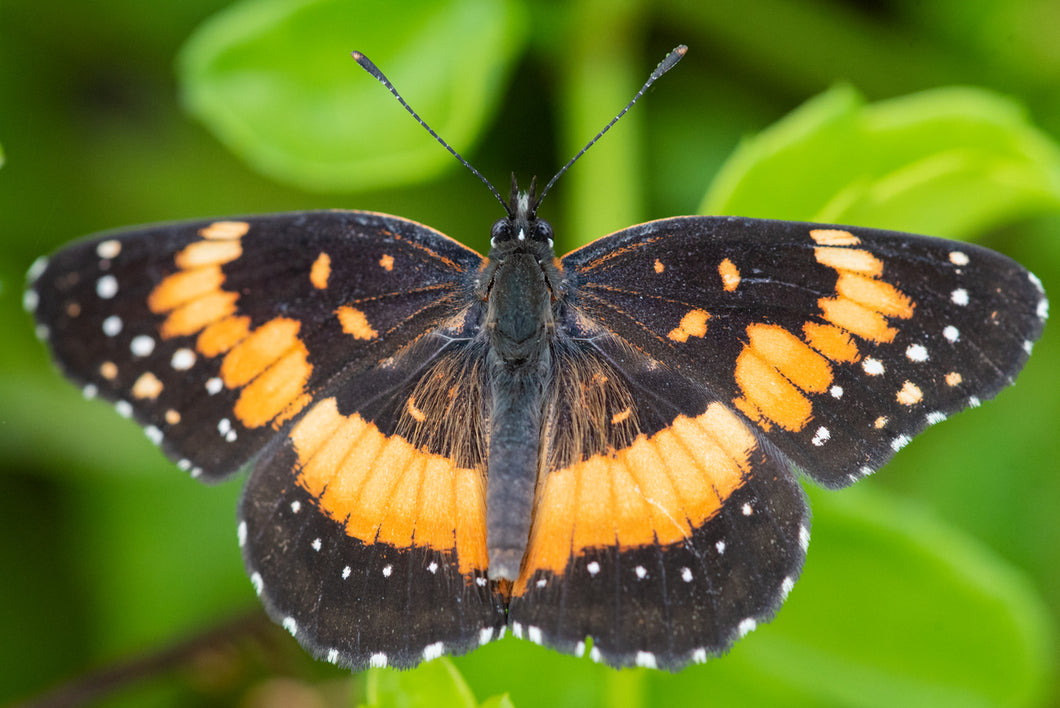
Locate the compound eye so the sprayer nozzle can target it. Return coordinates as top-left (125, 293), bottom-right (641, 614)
top-left (490, 219), bottom-right (512, 244)
top-left (535, 219), bottom-right (554, 245)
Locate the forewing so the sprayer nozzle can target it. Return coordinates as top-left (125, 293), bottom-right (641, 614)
top-left (26, 210), bottom-right (483, 480)
top-left (561, 216), bottom-right (1046, 487)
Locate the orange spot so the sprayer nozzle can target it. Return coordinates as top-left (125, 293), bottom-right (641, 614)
top-left (946, 371), bottom-right (962, 387)
top-left (417, 457), bottom-right (458, 548)
top-left (733, 349), bottom-right (812, 431)
top-left (199, 221), bottom-right (249, 240)
top-left (610, 407), bottom-right (632, 425)
top-left (197, 315), bottom-right (251, 357)
top-left (802, 322), bottom-right (860, 363)
top-left (817, 296), bottom-right (898, 343)
top-left (732, 324), bottom-right (832, 432)
top-left (66, 302), bottom-right (82, 317)
top-left (100, 361), bottom-right (118, 380)
top-left (668, 309), bottom-right (710, 342)
top-left (376, 455), bottom-right (426, 547)
top-left (132, 372), bottom-right (163, 400)
top-left (896, 381), bottom-right (923, 406)
top-left (874, 416), bottom-right (889, 429)
top-left (814, 247), bottom-right (883, 277)
top-left (175, 240), bottom-right (242, 270)
top-left (221, 317), bottom-right (303, 388)
top-left (148, 266), bottom-right (224, 314)
top-left (379, 254), bottom-right (394, 271)
top-left (518, 403), bottom-right (752, 587)
top-left (337, 305), bottom-right (378, 340)
top-left (654, 259), bottom-right (665, 274)
top-left (233, 345), bottom-right (312, 429)
top-left (165, 409), bottom-right (181, 425)
top-left (310, 252), bottom-right (331, 290)
top-left (718, 258), bottom-right (740, 292)
top-left (160, 291), bottom-right (238, 339)
top-left (810, 229), bottom-right (860, 246)
top-left (835, 273), bottom-right (913, 319)
top-left (407, 396), bottom-right (427, 422)
top-left (746, 324), bottom-right (832, 394)
top-left (290, 398), bottom-right (487, 573)
top-left (571, 456), bottom-right (616, 550)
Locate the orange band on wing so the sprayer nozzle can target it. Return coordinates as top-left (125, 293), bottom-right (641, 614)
top-left (518, 402), bottom-right (754, 589)
top-left (290, 397), bottom-right (488, 574)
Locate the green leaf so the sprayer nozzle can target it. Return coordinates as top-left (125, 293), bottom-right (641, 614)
top-left (703, 84), bottom-right (1060, 237)
top-left (363, 658), bottom-right (478, 708)
top-left (178, 0), bottom-right (526, 192)
top-left (479, 694), bottom-right (516, 708)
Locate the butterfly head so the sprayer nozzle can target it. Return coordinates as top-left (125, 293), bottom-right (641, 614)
top-left (490, 174), bottom-right (554, 253)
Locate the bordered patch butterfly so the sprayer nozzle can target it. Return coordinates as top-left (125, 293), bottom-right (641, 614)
top-left (24, 46), bottom-right (1047, 671)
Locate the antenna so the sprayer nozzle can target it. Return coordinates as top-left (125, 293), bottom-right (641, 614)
top-left (537, 45), bottom-right (687, 206)
top-left (352, 45), bottom-right (687, 215)
top-left (351, 50), bottom-right (509, 212)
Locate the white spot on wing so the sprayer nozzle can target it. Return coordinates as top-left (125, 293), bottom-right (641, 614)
top-left (943, 326), bottom-right (960, 343)
top-left (951, 288), bottom-right (969, 306)
top-left (422, 641), bottom-right (444, 661)
top-left (427, 561), bottom-right (438, 574)
top-left (830, 385), bottom-right (843, 399)
top-left (681, 566), bottom-right (693, 583)
top-left (342, 566), bottom-right (351, 579)
top-left (282, 617), bottom-right (297, 636)
top-left (948, 251), bottom-right (969, 266)
top-left (926, 411), bottom-right (947, 425)
top-left (327, 648), bottom-right (339, 664)
top-left (811, 426), bottom-right (830, 446)
top-left (382, 564), bottom-right (392, 577)
top-left (862, 357), bottom-right (884, 376)
top-left (527, 626), bottom-right (543, 645)
top-left (891, 434), bottom-right (911, 451)
top-left (102, 315), bottom-right (123, 337)
top-left (114, 400), bottom-right (133, 418)
top-left (237, 521), bottom-right (247, 547)
top-left (741, 503), bottom-right (753, 516)
top-left (96, 240), bottom-right (121, 259)
top-left (737, 618), bottom-right (757, 638)
top-left (205, 377), bottom-right (223, 395)
top-left (780, 576), bottom-right (795, 600)
top-left (587, 561), bottom-right (600, 576)
top-left (27, 256), bottom-right (49, 282)
top-left (716, 540), bottom-right (726, 554)
top-left (311, 537), bottom-right (321, 551)
top-left (83, 384), bottom-right (98, 400)
top-left (144, 425), bottom-right (163, 445)
top-left (635, 651), bottom-right (657, 669)
top-left (250, 572), bottom-right (263, 595)
top-left (290, 500), bottom-right (301, 513)
top-left (635, 565), bottom-right (647, 579)
top-left (130, 335), bottom-right (155, 357)
top-left (575, 641), bottom-right (586, 658)
top-left (171, 348), bottom-right (196, 370)
top-left (905, 343), bottom-right (929, 362)
top-left (368, 653), bottom-right (388, 669)
top-left (479, 627), bottom-right (494, 645)
top-left (692, 648), bottom-right (708, 663)
top-left (799, 525), bottom-right (810, 551)
top-left (96, 275), bottom-right (118, 299)
top-left (22, 289), bottom-right (39, 313)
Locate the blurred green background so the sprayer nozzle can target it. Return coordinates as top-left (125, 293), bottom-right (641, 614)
top-left (2, 1), bottom-right (1059, 706)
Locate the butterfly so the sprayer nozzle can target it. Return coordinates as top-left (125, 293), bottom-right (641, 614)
top-left (24, 46), bottom-right (1047, 671)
